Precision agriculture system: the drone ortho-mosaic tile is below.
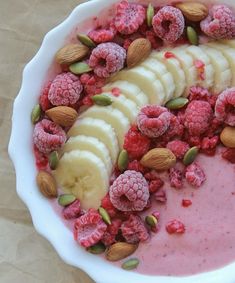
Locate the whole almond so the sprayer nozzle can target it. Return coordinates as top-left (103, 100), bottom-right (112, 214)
top-left (37, 171), bottom-right (57, 198)
top-left (220, 126), bottom-right (235, 148)
top-left (106, 242), bottom-right (138, 262)
top-left (46, 106), bottom-right (78, 127)
top-left (55, 44), bottom-right (89, 65)
top-left (175, 2), bottom-right (208, 22)
top-left (127, 38), bottom-right (151, 68)
top-left (140, 148), bottom-right (176, 171)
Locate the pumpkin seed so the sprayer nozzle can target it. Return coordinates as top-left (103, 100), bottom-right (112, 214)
top-left (77, 33), bottom-right (96, 48)
top-left (58, 194), bottom-right (76, 207)
top-left (166, 97), bottom-right (189, 110)
top-left (99, 207), bottom-right (111, 225)
top-left (145, 215), bottom-right (158, 227)
top-left (147, 4), bottom-right (154, 27)
top-left (187, 26), bottom-right (199, 46)
top-left (49, 151), bottom-right (59, 170)
top-left (183, 146), bottom-right (199, 166)
top-left (118, 149), bottom-right (129, 172)
top-left (92, 94), bottom-right (113, 106)
top-left (69, 62), bottom-right (92, 75)
top-left (87, 243), bottom-right (106, 254)
top-left (31, 104), bottom-right (41, 124)
top-left (122, 258), bottom-right (139, 270)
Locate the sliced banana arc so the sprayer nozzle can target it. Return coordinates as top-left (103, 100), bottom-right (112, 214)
top-left (80, 106), bottom-right (130, 147)
top-left (54, 150), bottom-right (109, 210)
top-left (63, 135), bottom-right (112, 173)
top-left (103, 80), bottom-right (149, 107)
top-left (67, 117), bottom-right (119, 163)
top-left (200, 45), bottom-right (232, 94)
top-left (219, 39), bottom-right (235, 48)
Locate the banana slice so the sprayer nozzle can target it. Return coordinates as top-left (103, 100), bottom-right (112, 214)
top-left (171, 46), bottom-right (198, 97)
top-left (80, 106), bottom-right (130, 147)
top-left (111, 66), bottom-right (165, 105)
top-left (219, 39), bottom-right (235, 48)
top-left (141, 57), bottom-right (175, 102)
top-left (103, 81), bottom-right (149, 107)
top-left (200, 45), bottom-right (232, 94)
top-left (67, 117), bottom-right (118, 163)
top-left (150, 50), bottom-right (186, 98)
top-left (185, 45), bottom-right (214, 89)
top-left (62, 135), bottom-right (113, 173)
top-left (54, 150), bottom-right (109, 210)
top-left (102, 92), bottom-right (139, 123)
top-left (206, 42), bottom-right (235, 86)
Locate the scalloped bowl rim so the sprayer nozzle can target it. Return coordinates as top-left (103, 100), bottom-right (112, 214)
top-left (8, 0), bottom-right (235, 282)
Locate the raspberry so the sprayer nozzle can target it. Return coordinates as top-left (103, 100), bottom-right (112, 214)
top-left (101, 194), bottom-right (118, 219)
top-left (121, 214), bottom-right (149, 243)
top-left (161, 114), bottom-right (184, 142)
top-left (185, 162), bottom-right (206, 188)
top-left (169, 168), bottom-right (183, 189)
top-left (154, 190), bottom-right (167, 203)
top-left (88, 28), bottom-right (116, 44)
top-left (33, 145), bottom-right (48, 170)
top-left (101, 219), bottom-right (122, 246)
top-left (89, 43), bottom-right (126, 78)
top-left (137, 105), bottom-right (172, 138)
top-left (200, 5), bottom-right (235, 39)
top-left (215, 87), bottom-right (235, 126)
top-left (63, 200), bottom-right (81, 220)
top-left (127, 159), bottom-right (146, 174)
top-left (201, 136), bottom-right (219, 156)
top-left (33, 119), bottom-right (66, 154)
top-left (48, 72), bottom-right (83, 106)
top-left (114, 0), bottom-right (146, 35)
top-left (184, 101), bottom-right (213, 136)
top-left (123, 38), bottom-right (133, 50)
top-left (144, 170), bottom-right (160, 181)
top-left (39, 81), bottom-right (52, 111)
top-left (222, 148), bottom-right (235, 164)
top-left (123, 124), bottom-right (151, 159)
top-left (152, 6), bottom-right (185, 43)
top-left (145, 30), bottom-right (162, 49)
top-left (166, 140), bottom-right (190, 159)
top-left (74, 209), bottom-right (107, 248)
top-left (189, 86), bottom-right (211, 102)
top-left (182, 199), bottom-right (192, 207)
top-left (166, 219), bottom-right (185, 234)
top-left (149, 179), bottom-right (164, 194)
top-left (109, 170), bottom-right (150, 212)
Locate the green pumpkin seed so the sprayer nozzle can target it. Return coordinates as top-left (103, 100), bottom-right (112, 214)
top-left (92, 94), bottom-right (113, 106)
top-left (31, 104), bottom-right (41, 124)
top-left (187, 26), bottom-right (199, 46)
top-left (183, 146), bottom-right (199, 166)
top-left (118, 149), bottom-right (129, 172)
top-left (58, 194), bottom-right (76, 207)
top-left (147, 4), bottom-right (154, 27)
top-left (77, 33), bottom-right (96, 48)
top-left (122, 258), bottom-right (140, 270)
top-left (145, 215), bottom-right (158, 227)
top-left (87, 243), bottom-right (106, 254)
top-left (99, 207), bottom-right (111, 225)
top-left (166, 97), bottom-right (189, 110)
top-left (49, 151), bottom-right (59, 170)
top-left (69, 62), bottom-right (92, 75)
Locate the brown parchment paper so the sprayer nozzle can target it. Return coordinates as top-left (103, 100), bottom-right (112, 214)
top-left (0, 1), bottom-right (94, 282)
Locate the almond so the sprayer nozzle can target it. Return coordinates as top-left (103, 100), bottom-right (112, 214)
top-left (140, 148), bottom-right (176, 171)
top-left (46, 106), bottom-right (78, 127)
top-left (106, 242), bottom-right (138, 262)
top-left (55, 44), bottom-right (89, 65)
top-left (127, 38), bottom-right (151, 68)
top-left (175, 2), bottom-right (208, 22)
top-left (37, 171), bottom-right (57, 198)
top-left (220, 126), bottom-right (235, 148)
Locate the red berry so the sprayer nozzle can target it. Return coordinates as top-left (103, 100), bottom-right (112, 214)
top-left (101, 194), bottom-right (118, 218)
top-left (154, 190), bottom-right (167, 203)
top-left (149, 179), bottom-right (164, 194)
top-left (63, 200), bottom-right (81, 220)
top-left (185, 162), bottom-right (206, 188)
top-left (166, 140), bottom-right (190, 159)
top-left (127, 159), bottom-right (146, 174)
top-left (166, 219), bottom-right (185, 234)
top-left (182, 199), bottom-right (192, 207)
top-left (33, 145), bottom-right (48, 170)
top-left (39, 81), bottom-right (52, 111)
top-left (88, 28), bottom-right (116, 43)
top-left (222, 148), bottom-right (235, 164)
top-left (169, 168), bottom-right (183, 189)
top-left (161, 114), bottom-right (184, 142)
top-left (101, 219), bottom-right (122, 246)
top-left (201, 136), bottom-right (219, 156)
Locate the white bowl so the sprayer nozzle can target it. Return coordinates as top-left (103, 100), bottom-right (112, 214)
top-left (8, 0), bottom-right (235, 282)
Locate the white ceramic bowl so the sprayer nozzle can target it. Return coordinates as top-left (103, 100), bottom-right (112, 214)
top-left (8, 0), bottom-right (235, 282)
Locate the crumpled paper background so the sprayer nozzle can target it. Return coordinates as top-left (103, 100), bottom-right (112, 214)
top-left (0, 1), bottom-right (94, 282)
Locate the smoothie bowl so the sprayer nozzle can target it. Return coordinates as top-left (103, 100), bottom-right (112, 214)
top-left (8, 0), bottom-right (235, 282)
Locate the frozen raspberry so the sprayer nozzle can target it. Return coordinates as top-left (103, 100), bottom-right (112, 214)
top-left (123, 38), bottom-right (133, 50)
top-left (166, 140), bottom-right (190, 159)
top-left (184, 101), bottom-right (213, 136)
top-left (185, 162), bottom-right (206, 188)
top-left (33, 145), bottom-right (48, 170)
top-left (154, 190), bottom-right (167, 203)
top-left (161, 114), bottom-right (184, 142)
top-left (144, 170), bottom-right (160, 181)
top-left (137, 105), bottom-right (172, 138)
top-left (152, 6), bottom-right (185, 43)
top-left (89, 43), bottom-right (126, 78)
top-left (127, 159), bottom-right (146, 174)
top-left (222, 148), bottom-right (235, 164)
top-left (123, 124), bottom-right (151, 159)
top-left (169, 168), bottom-right (183, 189)
top-left (121, 214), bottom-right (149, 243)
top-left (33, 119), bottom-right (66, 154)
top-left (182, 199), bottom-right (192, 207)
top-left (201, 136), bottom-right (219, 156)
top-left (215, 87), bottom-right (235, 126)
top-left (101, 219), bottom-right (122, 246)
top-left (189, 86), bottom-right (211, 102)
top-left (200, 5), bottom-right (235, 39)
top-left (114, 0), bottom-right (146, 35)
top-left (109, 170), bottom-right (150, 212)
top-left (149, 179), bottom-right (164, 194)
top-left (48, 72), bottom-right (83, 106)
top-left (63, 200), bottom-right (81, 220)
top-left (74, 209), bottom-right (107, 248)
top-left (101, 194), bottom-right (118, 219)
top-left (39, 81), bottom-right (52, 111)
top-left (146, 30), bottom-right (162, 49)
top-left (88, 28), bottom-right (116, 43)
top-left (166, 219), bottom-right (185, 234)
